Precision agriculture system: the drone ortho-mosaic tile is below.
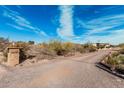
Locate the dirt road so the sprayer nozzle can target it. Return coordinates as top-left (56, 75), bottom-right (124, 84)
top-left (0, 50), bottom-right (124, 88)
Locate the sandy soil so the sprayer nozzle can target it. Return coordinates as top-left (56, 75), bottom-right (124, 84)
top-left (0, 49), bottom-right (124, 88)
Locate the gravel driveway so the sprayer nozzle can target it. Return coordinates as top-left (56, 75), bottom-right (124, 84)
top-left (0, 50), bottom-right (124, 88)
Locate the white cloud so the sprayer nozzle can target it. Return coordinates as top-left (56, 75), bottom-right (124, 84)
top-left (83, 29), bottom-right (124, 45)
top-left (57, 5), bottom-right (74, 40)
top-left (2, 6), bottom-right (48, 38)
top-left (76, 14), bottom-right (124, 44)
top-left (6, 23), bottom-right (24, 30)
top-left (77, 14), bottom-right (124, 31)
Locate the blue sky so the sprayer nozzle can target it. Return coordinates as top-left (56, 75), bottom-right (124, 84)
top-left (0, 5), bottom-right (124, 44)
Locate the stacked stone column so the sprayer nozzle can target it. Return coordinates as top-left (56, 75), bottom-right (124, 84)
top-left (7, 47), bottom-right (21, 66)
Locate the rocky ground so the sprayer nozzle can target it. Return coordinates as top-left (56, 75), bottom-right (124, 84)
top-left (0, 49), bottom-right (124, 88)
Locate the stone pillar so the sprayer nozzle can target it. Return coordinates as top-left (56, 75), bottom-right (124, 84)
top-left (7, 47), bottom-right (21, 66)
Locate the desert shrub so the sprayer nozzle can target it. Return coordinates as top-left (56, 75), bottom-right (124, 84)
top-left (99, 44), bottom-right (105, 49)
top-left (0, 52), bottom-right (6, 63)
top-left (39, 42), bottom-right (48, 49)
top-left (83, 43), bottom-right (97, 52)
top-left (28, 41), bottom-right (35, 45)
top-left (117, 55), bottom-right (124, 64)
top-left (106, 55), bottom-right (119, 66)
top-left (106, 52), bottom-right (120, 66)
top-left (118, 43), bottom-right (124, 48)
top-left (36, 48), bottom-right (56, 60)
top-left (40, 41), bottom-right (81, 56)
top-left (2, 48), bottom-right (8, 62)
top-left (105, 51), bottom-right (124, 71)
top-left (0, 37), bottom-right (9, 52)
top-left (88, 45), bottom-right (97, 52)
top-left (0, 37), bottom-right (9, 61)
top-left (48, 40), bottom-right (64, 55)
top-left (117, 63), bottom-right (124, 71)
top-left (74, 44), bottom-right (85, 53)
top-left (119, 47), bottom-right (124, 54)
top-left (47, 40), bottom-right (73, 55)
top-left (47, 41), bottom-right (97, 55)
top-left (118, 43), bottom-right (124, 54)
top-left (62, 42), bottom-right (75, 53)
top-left (112, 52), bottom-right (119, 57)
top-left (25, 45), bottom-right (56, 61)
top-left (47, 41), bottom-right (79, 55)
